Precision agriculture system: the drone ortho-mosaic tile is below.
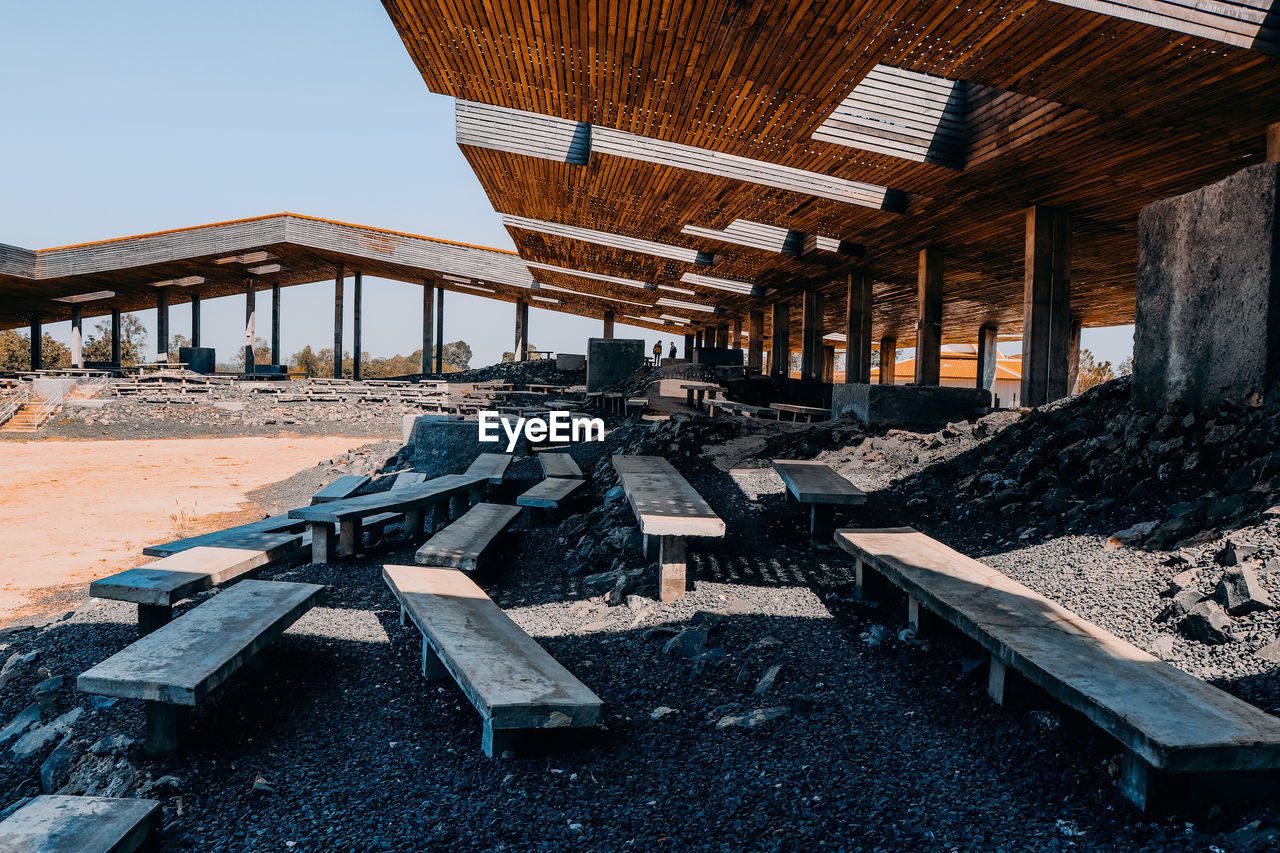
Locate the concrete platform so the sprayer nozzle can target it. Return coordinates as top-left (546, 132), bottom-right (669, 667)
top-left (0, 795), bottom-right (160, 853)
top-left (143, 514), bottom-right (307, 558)
top-left (612, 455), bottom-right (724, 537)
top-left (311, 475), bottom-right (371, 503)
top-left (464, 452), bottom-right (513, 485)
top-left (538, 452), bottom-right (582, 479)
top-left (383, 565), bottom-right (603, 756)
top-left (516, 477), bottom-right (583, 509)
top-left (414, 503), bottom-right (521, 571)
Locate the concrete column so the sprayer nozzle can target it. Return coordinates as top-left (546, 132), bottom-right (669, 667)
top-left (333, 266), bottom-right (345, 379)
top-left (732, 317), bottom-right (743, 352)
top-left (770, 300), bottom-right (791, 381)
top-left (1021, 205), bottom-right (1072, 406)
top-left (915, 249), bottom-right (943, 385)
top-left (70, 305), bottom-right (83, 368)
top-left (352, 272), bottom-right (363, 381)
top-left (190, 294), bottom-right (201, 348)
top-left (844, 271), bottom-right (873, 384)
top-left (29, 315), bottom-right (42, 370)
top-left (603, 310), bottom-right (615, 339)
top-left (747, 310), bottom-right (764, 372)
top-left (977, 324), bottom-right (998, 395)
top-left (421, 279), bottom-right (436, 374)
top-left (110, 309), bottom-right (121, 365)
top-left (156, 289), bottom-right (170, 362)
top-left (435, 287), bottom-right (444, 373)
top-left (244, 279), bottom-right (256, 374)
top-left (1268, 122), bottom-right (1280, 163)
top-left (683, 333), bottom-right (693, 359)
top-left (514, 299), bottom-right (528, 360)
top-left (271, 283), bottom-right (281, 367)
top-left (800, 288), bottom-right (824, 383)
top-left (823, 345), bottom-right (835, 382)
top-left (878, 335), bottom-right (897, 385)
top-left (1067, 316), bottom-right (1083, 394)
top-left (717, 325), bottom-right (729, 348)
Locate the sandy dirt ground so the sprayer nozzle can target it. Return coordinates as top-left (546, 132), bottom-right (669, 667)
top-left (0, 435), bottom-right (376, 625)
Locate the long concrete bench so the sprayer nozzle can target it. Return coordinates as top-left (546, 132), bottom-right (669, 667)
top-left (383, 566), bottom-right (602, 756)
top-left (538, 452), bottom-right (582, 479)
top-left (836, 527), bottom-right (1280, 812)
top-left (464, 452), bottom-right (512, 485)
top-left (143, 513), bottom-right (307, 558)
top-left (708, 399), bottom-right (776, 419)
top-left (612, 455), bottom-right (725, 601)
top-left (310, 474), bottom-right (370, 504)
top-left (91, 539), bottom-right (305, 635)
top-left (78, 579), bottom-right (325, 755)
top-left (770, 402), bottom-right (831, 422)
top-left (414, 503), bottom-right (522, 572)
top-left (517, 478), bottom-right (584, 522)
top-left (288, 475), bottom-right (486, 563)
top-left (772, 459), bottom-right (867, 545)
top-left (0, 795), bottom-right (161, 853)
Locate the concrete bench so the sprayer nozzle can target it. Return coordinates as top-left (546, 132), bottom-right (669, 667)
top-left (142, 514), bottom-right (307, 559)
top-left (772, 459), bottom-right (867, 545)
top-left (391, 471), bottom-right (429, 488)
top-left (538, 452), bottom-right (582, 479)
top-left (770, 402), bottom-right (831, 422)
top-left (312, 475), bottom-right (371, 504)
top-left (464, 452), bottom-right (513, 486)
top-left (78, 579), bottom-right (325, 755)
top-left (383, 566), bottom-right (602, 756)
top-left (0, 795), bottom-right (160, 853)
top-left (91, 539), bottom-right (305, 635)
top-left (414, 503), bottom-right (522, 571)
top-left (708, 399), bottom-right (775, 419)
top-left (835, 527), bottom-right (1280, 812)
top-left (612, 455), bottom-right (725, 601)
top-left (625, 397), bottom-right (647, 422)
top-left (289, 475), bottom-right (487, 563)
top-left (680, 383), bottom-right (724, 410)
top-left (517, 478), bottom-right (584, 522)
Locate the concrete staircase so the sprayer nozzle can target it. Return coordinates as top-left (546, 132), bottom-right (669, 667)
top-left (0, 380), bottom-right (102, 433)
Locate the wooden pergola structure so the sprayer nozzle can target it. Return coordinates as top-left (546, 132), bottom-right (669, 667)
top-left (383, 0), bottom-right (1280, 402)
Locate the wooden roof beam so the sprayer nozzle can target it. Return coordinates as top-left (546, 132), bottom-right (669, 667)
top-left (681, 219), bottom-right (865, 258)
top-left (1048, 0), bottom-right (1279, 54)
top-left (502, 214), bottom-right (714, 266)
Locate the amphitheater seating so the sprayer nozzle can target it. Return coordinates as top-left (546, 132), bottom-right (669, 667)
top-left (0, 795), bottom-right (160, 853)
top-left (78, 580), bottom-right (324, 755)
top-left (538, 452), bottom-right (582, 479)
top-left (383, 566), bottom-right (602, 757)
top-left (612, 455), bottom-right (725, 601)
top-left (772, 460), bottom-right (867, 545)
top-left (835, 527), bottom-right (1280, 812)
top-left (517, 478), bottom-right (583, 521)
top-left (311, 475), bottom-right (370, 504)
top-left (143, 514), bottom-right (306, 559)
top-left (464, 452), bottom-right (513, 485)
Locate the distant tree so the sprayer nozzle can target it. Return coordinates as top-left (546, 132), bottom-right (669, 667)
top-left (170, 333), bottom-right (192, 352)
top-left (233, 336), bottom-right (273, 371)
top-left (363, 349), bottom-right (425, 378)
top-left (1116, 356), bottom-right (1133, 377)
top-left (1075, 348), bottom-right (1115, 393)
top-left (82, 314), bottom-right (147, 367)
top-left (291, 345), bottom-right (322, 376)
top-left (501, 351), bottom-right (514, 363)
top-left (442, 340), bottom-right (472, 372)
top-left (0, 329), bottom-right (71, 371)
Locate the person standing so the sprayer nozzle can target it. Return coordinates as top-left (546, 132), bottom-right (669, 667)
top-left (668, 342), bottom-right (677, 360)
top-left (652, 340), bottom-right (663, 366)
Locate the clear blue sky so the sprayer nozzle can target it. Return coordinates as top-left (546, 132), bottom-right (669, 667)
top-left (0, 1), bottom-right (1133, 369)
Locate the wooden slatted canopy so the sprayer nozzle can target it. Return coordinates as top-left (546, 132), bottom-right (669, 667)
top-left (0, 213), bottom-right (693, 332)
top-left (382, 0), bottom-right (1280, 347)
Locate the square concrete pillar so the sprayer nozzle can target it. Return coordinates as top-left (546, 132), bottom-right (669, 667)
top-left (70, 305), bottom-right (83, 368)
top-left (271, 284), bottom-right (281, 367)
top-left (156, 289), bottom-right (170, 363)
top-left (29, 315), bottom-right (42, 370)
top-left (353, 273), bottom-right (363, 380)
top-left (683, 333), bottom-right (694, 359)
top-left (878, 335), bottom-right (897, 385)
top-left (514, 299), bottom-right (529, 360)
top-left (422, 279), bottom-right (436, 374)
top-left (1134, 163), bottom-right (1280, 408)
top-left (732, 317), bottom-right (743, 352)
top-left (915, 249), bottom-right (943, 385)
top-left (244, 279), bottom-right (257, 374)
top-left (770, 301), bottom-right (790, 380)
top-left (333, 265), bottom-right (345, 379)
top-left (845, 271), bottom-right (873, 383)
top-left (110, 309), bottom-right (121, 365)
top-left (976, 324), bottom-right (998, 394)
top-left (800, 288), bottom-right (824, 382)
top-left (191, 294), bottom-right (202, 348)
top-left (435, 287), bottom-right (445, 373)
top-left (1021, 205), bottom-right (1072, 406)
top-left (603, 310), bottom-right (615, 340)
top-left (747, 310), bottom-right (764, 372)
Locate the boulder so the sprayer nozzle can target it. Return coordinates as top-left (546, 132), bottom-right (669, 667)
top-left (1180, 600), bottom-right (1236, 644)
top-left (1215, 566), bottom-right (1274, 615)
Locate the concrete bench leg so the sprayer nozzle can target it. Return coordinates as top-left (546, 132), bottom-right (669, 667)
top-left (686, 389), bottom-right (696, 408)
top-left (338, 518), bottom-right (359, 556)
top-left (658, 535), bottom-right (687, 602)
top-left (907, 596), bottom-right (944, 639)
top-left (855, 558), bottom-right (890, 601)
top-left (469, 484), bottom-right (486, 505)
top-left (144, 701), bottom-right (187, 756)
top-left (448, 495), bottom-right (465, 520)
top-left (311, 523), bottom-right (334, 564)
top-left (138, 603), bottom-right (172, 636)
top-left (809, 504), bottom-right (835, 546)
top-left (987, 658), bottom-right (1043, 710)
top-left (421, 641), bottom-right (448, 679)
top-left (643, 534), bottom-right (659, 562)
top-left (404, 507), bottom-right (424, 540)
top-left (1119, 752), bottom-right (1184, 813)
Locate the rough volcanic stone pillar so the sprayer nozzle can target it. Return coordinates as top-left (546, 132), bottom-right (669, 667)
top-left (244, 279), bottom-right (256, 374)
top-left (770, 301), bottom-right (791, 381)
top-left (333, 266), bottom-right (345, 379)
top-left (435, 287), bottom-right (444, 373)
top-left (271, 283), bottom-right (281, 367)
top-left (156, 289), bottom-right (170, 362)
top-left (878, 335), bottom-right (897, 385)
top-left (683, 333), bottom-right (693, 359)
top-left (1134, 163), bottom-right (1280, 408)
top-left (29, 315), bottom-right (42, 370)
top-left (800, 288), bottom-right (824, 383)
top-left (977, 324), bottom-right (998, 394)
top-left (352, 272), bottom-right (363, 380)
top-left (747, 310), bottom-right (764, 372)
top-left (70, 305), bottom-right (83, 368)
top-left (110, 309), bottom-right (121, 365)
top-left (421, 280), bottom-right (435, 374)
top-left (190, 294), bottom-right (201, 348)
top-left (603, 310), bottom-right (615, 340)
top-left (845, 271), bottom-right (873, 383)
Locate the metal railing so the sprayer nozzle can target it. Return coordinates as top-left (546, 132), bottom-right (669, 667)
top-left (0, 384), bottom-right (30, 427)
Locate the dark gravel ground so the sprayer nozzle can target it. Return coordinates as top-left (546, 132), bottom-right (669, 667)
top-left (3, 407), bottom-right (1277, 851)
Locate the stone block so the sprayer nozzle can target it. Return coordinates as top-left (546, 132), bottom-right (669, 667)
top-left (1134, 163), bottom-right (1280, 408)
top-left (555, 353), bottom-right (586, 371)
top-left (177, 347), bottom-right (216, 374)
top-left (832, 383), bottom-right (990, 429)
top-left (408, 414), bottom-right (523, 476)
top-left (692, 347), bottom-right (744, 367)
top-left (585, 338), bottom-right (644, 392)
